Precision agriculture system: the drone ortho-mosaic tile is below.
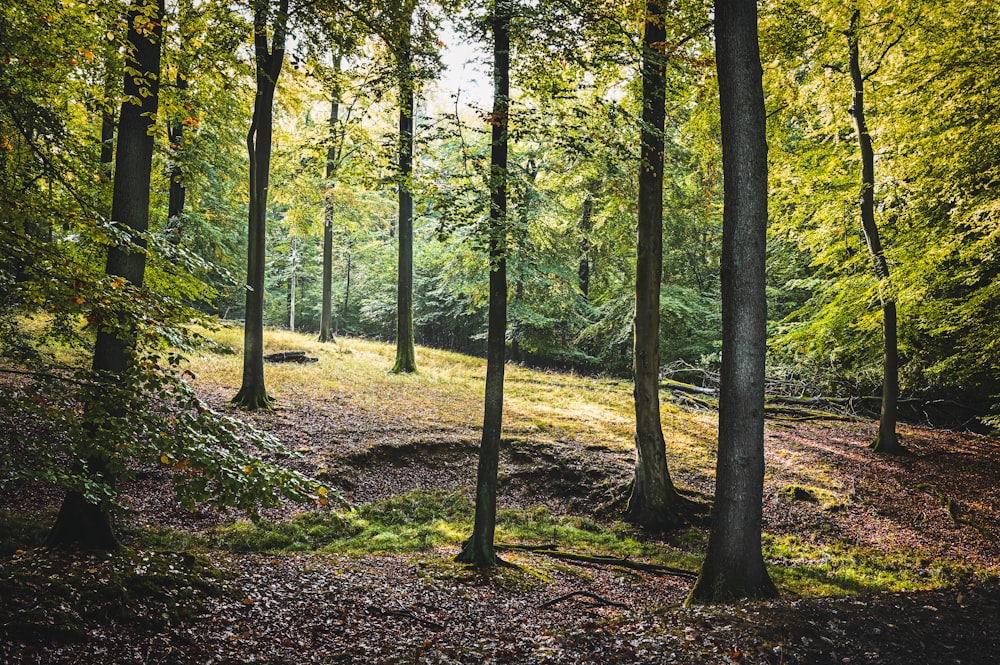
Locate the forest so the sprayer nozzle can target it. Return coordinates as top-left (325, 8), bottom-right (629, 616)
top-left (1, 0), bottom-right (999, 662)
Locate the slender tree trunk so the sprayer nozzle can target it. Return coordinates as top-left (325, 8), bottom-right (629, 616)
top-left (233, 0), bottom-right (288, 410)
top-left (48, 0), bottom-right (164, 550)
top-left (100, 111), bottom-right (115, 178)
top-left (289, 236), bottom-right (297, 331)
top-left (166, 74), bottom-right (187, 243)
top-left (319, 58), bottom-right (341, 343)
top-left (98, 36), bottom-right (118, 182)
top-left (341, 250), bottom-right (351, 330)
top-left (392, 25), bottom-right (417, 374)
top-left (688, 0), bottom-right (777, 603)
top-left (457, 0), bottom-right (510, 567)
top-left (627, 0), bottom-right (689, 531)
top-left (578, 188), bottom-right (594, 299)
top-left (166, 0), bottom-right (191, 244)
top-left (847, 9), bottom-right (900, 454)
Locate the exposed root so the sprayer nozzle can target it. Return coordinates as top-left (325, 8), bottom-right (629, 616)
top-left (497, 543), bottom-right (698, 580)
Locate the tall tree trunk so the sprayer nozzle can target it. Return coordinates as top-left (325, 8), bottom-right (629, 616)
top-left (166, 74), bottom-right (187, 243)
top-left (319, 58), bottom-right (341, 343)
top-left (578, 188), bottom-right (594, 299)
top-left (166, 0), bottom-right (191, 244)
top-left (688, 0), bottom-right (777, 603)
top-left (847, 9), bottom-right (900, 454)
top-left (342, 250), bottom-right (351, 329)
top-left (233, 0), bottom-right (288, 410)
top-left (456, 0), bottom-right (510, 567)
top-left (47, 0), bottom-right (164, 550)
top-left (100, 110), bottom-right (115, 178)
top-left (392, 21), bottom-right (417, 374)
top-left (627, 0), bottom-right (689, 531)
top-left (289, 235), bottom-right (297, 331)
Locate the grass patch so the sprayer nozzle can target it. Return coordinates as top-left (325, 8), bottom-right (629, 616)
top-left (186, 326), bottom-right (714, 476)
top-left (204, 490), bottom-right (702, 573)
top-left (778, 484), bottom-right (846, 511)
top-left (209, 491), bottom-right (472, 554)
top-left (763, 534), bottom-right (994, 595)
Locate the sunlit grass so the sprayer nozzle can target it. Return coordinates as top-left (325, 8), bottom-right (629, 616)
top-left (184, 325), bottom-right (717, 480)
top-left (197, 489), bottom-right (701, 572)
top-left (763, 534), bottom-right (994, 596)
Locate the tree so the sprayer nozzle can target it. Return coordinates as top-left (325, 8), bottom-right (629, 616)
top-left (47, 0), bottom-right (166, 550)
top-left (626, 0), bottom-right (690, 530)
top-left (846, 6), bottom-right (901, 454)
top-left (319, 57), bottom-right (342, 343)
top-left (688, 0), bottom-right (777, 602)
top-left (456, 0), bottom-right (511, 567)
top-left (164, 0), bottom-right (193, 242)
top-left (390, 0), bottom-right (418, 373)
top-left (233, 0), bottom-right (290, 409)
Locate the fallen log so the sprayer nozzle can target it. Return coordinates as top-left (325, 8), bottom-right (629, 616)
top-left (263, 350), bottom-right (318, 363)
top-left (660, 378), bottom-right (717, 395)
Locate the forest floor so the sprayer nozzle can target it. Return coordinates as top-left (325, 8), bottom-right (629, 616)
top-left (2, 327), bottom-right (1000, 664)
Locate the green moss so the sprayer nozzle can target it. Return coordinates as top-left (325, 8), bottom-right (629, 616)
top-left (763, 534), bottom-right (992, 596)
top-left (201, 490), bottom-right (698, 573)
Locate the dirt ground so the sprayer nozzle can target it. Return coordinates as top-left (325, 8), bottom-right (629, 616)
top-left (2, 379), bottom-right (999, 664)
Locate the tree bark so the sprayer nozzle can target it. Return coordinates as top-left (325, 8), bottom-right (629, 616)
top-left (233, 0), bottom-right (288, 410)
top-left (457, 0), bottom-right (510, 567)
top-left (289, 235), bottom-right (297, 331)
top-left (166, 0), bottom-right (191, 244)
top-left (688, 0), bottom-right (777, 603)
top-left (342, 250), bottom-right (351, 329)
top-left (847, 8), bottom-right (901, 454)
top-left (48, 0), bottom-right (164, 550)
top-left (166, 74), bottom-right (187, 243)
top-left (626, 0), bottom-right (689, 531)
top-left (319, 58), bottom-right (341, 343)
top-left (391, 10), bottom-right (417, 374)
top-left (578, 184), bottom-right (595, 299)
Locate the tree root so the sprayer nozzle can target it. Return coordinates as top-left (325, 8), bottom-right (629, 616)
top-left (231, 387), bottom-right (273, 411)
top-left (496, 544), bottom-right (698, 579)
top-left (540, 590), bottom-right (628, 610)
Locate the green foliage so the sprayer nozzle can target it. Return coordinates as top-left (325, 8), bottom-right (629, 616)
top-left (0, 356), bottom-right (332, 517)
top-left (762, 0), bottom-right (1000, 413)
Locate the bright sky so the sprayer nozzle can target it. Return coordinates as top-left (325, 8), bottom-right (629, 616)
top-left (428, 25), bottom-right (491, 113)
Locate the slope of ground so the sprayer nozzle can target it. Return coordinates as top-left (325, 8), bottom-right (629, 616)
top-left (2, 327), bottom-right (998, 664)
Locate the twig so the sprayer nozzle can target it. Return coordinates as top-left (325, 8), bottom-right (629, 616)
top-left (367, 604), bottom-right (445, 632)
top-left (540, 590), bottom-right (628, 610)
